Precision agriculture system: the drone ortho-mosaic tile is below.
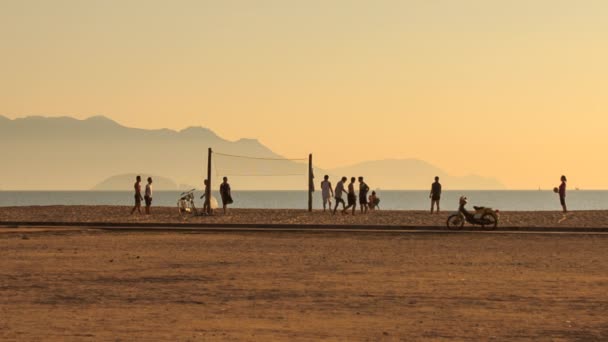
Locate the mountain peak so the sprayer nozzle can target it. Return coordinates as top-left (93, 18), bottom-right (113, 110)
top-left (85, 115), bottom-right (116, 123)
top-left (179, 126), bottom-right (220, 139)
top-left (83, 115), bottom-right (122, 128)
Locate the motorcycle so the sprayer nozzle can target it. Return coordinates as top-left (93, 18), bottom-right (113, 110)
top-left (446, 196), bottom-right (499, 230)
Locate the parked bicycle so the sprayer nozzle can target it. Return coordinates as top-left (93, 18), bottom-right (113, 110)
top-left (177, 189), bottom-right (198, 218)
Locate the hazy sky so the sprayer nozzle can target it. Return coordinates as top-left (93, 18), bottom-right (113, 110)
top-left (2, 0), bottom-right (608, 189)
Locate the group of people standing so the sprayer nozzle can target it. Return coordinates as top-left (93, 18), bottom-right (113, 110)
top-left (132, 175), bottom-right (234, 216)
top-left (320, 174), bottom-right (568, 215)
top-left (320, 175), bottom-right (378, 215)
top-left (130, 174), bottom-right (570, 215)
top-left (320, 175), bottom-right (440, 215)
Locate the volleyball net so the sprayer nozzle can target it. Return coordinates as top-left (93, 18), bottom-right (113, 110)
top-left (203, 148), bottom-right (314, 212)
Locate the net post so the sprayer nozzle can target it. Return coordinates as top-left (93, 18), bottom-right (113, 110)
top-left (206, 148), bottom-right (212, 214)
top-left (308, 153), bottom-right (313, 212)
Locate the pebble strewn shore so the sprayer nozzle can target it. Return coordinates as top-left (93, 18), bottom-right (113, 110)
top-left (0, 206), bottom-right (606, 228)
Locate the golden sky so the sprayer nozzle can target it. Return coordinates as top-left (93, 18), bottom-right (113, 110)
top-left (2, 0), bottom-right (608, 189)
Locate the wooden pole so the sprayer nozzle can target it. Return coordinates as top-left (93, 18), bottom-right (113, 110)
top-left (206, 148), bottom-right (212, 214)
top-left (308, 153), bottom-right (313, 212)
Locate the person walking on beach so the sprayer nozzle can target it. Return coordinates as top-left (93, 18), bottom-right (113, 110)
top-left (429, 176), bottom-right (442, 214)
top-left (219, 177), bottom-right (233, 215)
top-left (144, 177), bottom-right (153, 215)
top-left (358, 176), bottom-right (370, 214)
top-left (333, 177), bottom-right (348, 214)
top-left (558, 175), bottom-right (567, 213)
top-left (343, 177), bottom-right (357, 215)
top-left (200, 179), bottom-right (212, 215)
top-left (130, 175), bottom-right (143, 215)
top-left (320, 175), bottom-right (334, 212)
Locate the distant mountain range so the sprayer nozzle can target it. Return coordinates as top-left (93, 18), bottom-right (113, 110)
top-left (0, 115), bottom-right (504, 190)
top-left (330, 159), bottom-right (504, 190)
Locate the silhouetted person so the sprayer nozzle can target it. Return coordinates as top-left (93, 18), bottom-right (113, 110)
top-left (130, 175), bottom-right (143, 215)
top-left (200, 179), bottom-right (212, 215)
top-left (343, 177), bottom-right (357, 215)
top-left (358, 176), bottom-right (370, 214)
top-left (369, 191), bottom-right (380, 210)
top-left (559, 175), bottom-right (567, 213)
top-left (320, 175), bottom-right (334, 212)
top-left (219, 177), bottom-right (232, 215)
top-left (144, 177), bottom-right (153, 215)
top-left (333, 177), bottom-right (348, 214)
top-left (430, 176), bottom-right (442, 214)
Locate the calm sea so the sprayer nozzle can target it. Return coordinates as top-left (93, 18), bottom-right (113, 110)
top-left (0, 190), bottom-right (607, 211)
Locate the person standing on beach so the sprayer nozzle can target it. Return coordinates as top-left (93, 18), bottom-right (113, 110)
top-left (558, 175), bottom-right (567, 213)
top-left (200, 179), bottom-right (212, 215)
top-left (429, 176), bottom-right (442, 214)
top-left (358, 176), bottom-right (370, 214)
top-left (333, 177), bottom-right (348, 214)
top-left (144, 177), bottom-right (153, 215)
top-left (130, 175), bottom-right (143, 215)
top-left (320, 175), bottom-right (334, 212)
top-left (219, 177), bottom-right (232, 215)
top-left (343, 177), bottom-right (357, 215)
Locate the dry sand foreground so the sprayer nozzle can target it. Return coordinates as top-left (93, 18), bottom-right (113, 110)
top-left (1, 206), bottom-right (608, 228)
top-left (1, 228), bottom-right (608, 341)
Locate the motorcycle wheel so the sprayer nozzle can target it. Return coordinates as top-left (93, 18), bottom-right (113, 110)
top-left (446, 214), bottom-right (465, 230)
top-left (481, 213), bottom-right (498, 230)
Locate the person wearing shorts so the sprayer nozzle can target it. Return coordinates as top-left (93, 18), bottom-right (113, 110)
top-left (429, 176), bottom-right (442, 214)
top-left (343, 177), bottom-right (357, 215)
top-left (144, 177), bottom-right (153, 215)
top-left (358, 176), bottom-right (370, 214)
top-left (332, 177), bottom-right (348, 215)
top-left (320, 175), bottom-right (334, 212)
top-left (130, 175), bottom-right (143, 215)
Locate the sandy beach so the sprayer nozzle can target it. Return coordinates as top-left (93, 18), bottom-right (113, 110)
top-left (1, 205), bottom-right (607, 228)
top-left (2, 207), bottom-right (607, 339)
top-left (2, 228), bottom-right (608, 340)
